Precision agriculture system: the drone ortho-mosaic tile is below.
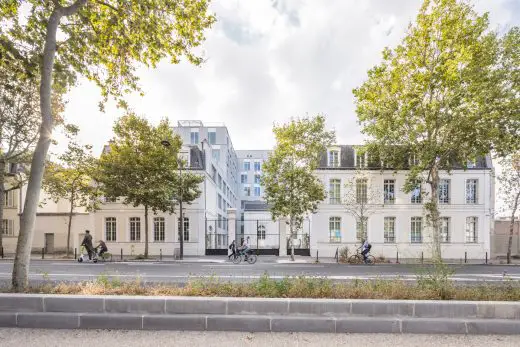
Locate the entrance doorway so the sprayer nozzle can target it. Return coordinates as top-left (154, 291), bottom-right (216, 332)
top-left (44, 233), bottom-right (55, 253)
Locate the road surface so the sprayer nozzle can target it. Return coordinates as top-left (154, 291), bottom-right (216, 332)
top-left (1, 329), bottom-right (519, 347)
top-left (0, 259), bottom-right (519, 285)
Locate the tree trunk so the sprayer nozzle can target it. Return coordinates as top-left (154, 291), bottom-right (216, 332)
top-left (289, 216), bottom-right (295, 261)
top-left (0, 160), bottom-right (5, 249)
top-left (12, 10), bottom-right (62, 291)
top-left (144, 205), bottom-right (149, 258)
top-left (506, 191), bottom-right (520, 264)
top-left (428, 165), bottom-right (442, 262)
top-left (66, 192), bottom-right (74, 257)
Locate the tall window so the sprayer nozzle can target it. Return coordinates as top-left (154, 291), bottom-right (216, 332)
top-left (356, 217), bottom-right (368, 241)
top-left (105, 217), bottom-right (117, 242)
top-left (154, 217), bottom-right (165, 242)
top-left (129, 217), bottom-right (141, 241)
top-left (329, 217), bottom-right (341, 243)
top-left (329, 179), bottom-right (341, 204)
top-left (356, 151), bottom-right (366, 168)
top-left (218, 174), bottom-right (222, 189)
top-left (440, 217), bottom-right (450, 243)
top-left (411, 217), bottom-right (422, 243)
top-left (254, 161), bottom-right (261, 171)
top-left (190, 130), bottom-right (199, 144)
top-left (356, 179), bottom-right (367, 204)
top-left (241, 174), bottom-right (247, 184)
top-left (383, 179), bottom-right (395, 204)
top-left (257, 225), bottom-right (266, 240)
top-left (243, 161), bottom-right (251, 171)
top-left (466, 179), bottom-right (478, 204)
top-left (411, 181), bottom-right (422, 204)
top-left (212, 149), bottom-right (220, 162)
top-left (4, 191), bottom-right (14, 207)
top-left (218, 194), bottom-right (222, 209)
top-left (243, 185), bottom-right (251, 197)
top-left (438, 179), bottom-right (450, 204)
top-left (208, 131), bottom-right (216, 145)
top-left (465, 217), bottom-right (478, 243)
top-left (254, 174), bottom-right (261, 184)
top-left (254, 186), bottom-right (261, 197)
top-left (328, 150), bottom-right (339, 167)
top-left (2, 219), bottom-right (14, 236)
top-left (178, 217), bottom-right (189, 241)
top-left (384, 217), bottom-right (395, 243)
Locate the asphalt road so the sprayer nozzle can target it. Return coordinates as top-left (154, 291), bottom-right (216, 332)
top-left (1, 259), bottom-right (519, 285)
top-left (1, 329), bottom-right (520, 347)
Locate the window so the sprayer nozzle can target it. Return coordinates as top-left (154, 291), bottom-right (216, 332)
top-left (409, 154), bottom-right (420, 166)
top-left (190, 130), bottom-right (199, 144)
top-left (2, 219), bottom-right (14, 236)
top-left (356, 217), bottom-right (368, 241)
top-left (440, 217), bottom-right (450, 243)
top-left (329, 179), bottom-right (341, 204)
top-left (218, 194), bottom-right (222, 209)
top-left (384, 217), bottom-right (396, 243)
top-left (208, 130), bottom-right (216, 145)
top-left (329, 217), bottom-right (341, 243)
top-left (466, 179), bottom-right (478, 204)
top-left (129, 217), bottom-right (141, 241)
top-left (356, 151), bottom-right (366, 168)
top-left (465, 217), bottom-right (478, 243)
top-left (241, 174), bottom-right (247, 184)
top-left (243, 185), bottom-right (251, 197)
top-left (383, 179), bottom-right (395, 204)
top-left (254, 174), bottom-right (261, 184)
top-left (105, 217), bottom-right (117, 242)
top-left (356, 179), bottom-right (367, 204)
top-left (467, 159), bottom-right (477, 168)
top-left (178, 217), bottom-right (189, 241)
top-left (4, 191), bottom-right (15, 207)
top-left (218, 174), bottom-right (222, 189)
top-left (328, 150), bottom-right (339, 167)
top-left (154, 217), bottom-right (165, 242)
top-left (211, 165), bottom-right (216, 181)
top-left (257, 224), bottom-right (266, 240)
top-left (411, 181), bottom-right (422, 204)
top-left (243, 161), bottom-right (251, 171)
top-left (217, 215), bottom-right (222, 228)
top-left (411, 217), bottom-right (422, 243)
top-left (212, 149), bottom-right (220, 162)
top-left (438, 179), bottom-right (450, 204)
top-left (254, 161), bottom-right (261, 171)
top-left (254, 186), bottom-right (261, 197)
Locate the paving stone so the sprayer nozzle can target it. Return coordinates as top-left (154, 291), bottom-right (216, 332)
top-left (467, 319), bottom-right (520, 335)
top-left (351, 300), bottom-right (413, 317)
top-left (477, 302), bottom-right (520, 320)
top-left (80, 313), bottom-right (143, 330)
top-left (414, 301), bottom-right (477, 318)
top-left (336, 317), bottom-right (401, 333)
top-left (0, 294), bottom-right (43, 312)
top-left (288, 299), bottom-right (351, 316)
top-left (166, 297), bottom-right (226, 315)
top-left (105, 297), bottom-right (165, 314)
top-left (401, 318), bottom-right (466, 334)
top-left (271, 316), bottom-right (335, 332)
top-left (143, 315), bottom-right (206, 331)
top-left (227, 298), bottom-right (288, 315)
top-left (0, 313), bottom-right (17, 327)
top-left (17, 313), bottom-right (79, 329)
top-left (44, 296), bottom-right (104, 313)
top-left (206, 315), bottom-right (270, 332)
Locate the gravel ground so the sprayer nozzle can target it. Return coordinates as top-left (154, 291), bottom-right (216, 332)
top-left (1, 329), bottom-right (519, 347)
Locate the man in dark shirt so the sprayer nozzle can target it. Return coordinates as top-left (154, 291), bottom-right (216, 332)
top-left (81, 230), bottom-right (94, 260)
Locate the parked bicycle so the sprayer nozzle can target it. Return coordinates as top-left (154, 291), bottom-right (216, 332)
top-left (348, 248), bottom-right (376, 265)
top-left (231, 249), bottom-right (258, 264)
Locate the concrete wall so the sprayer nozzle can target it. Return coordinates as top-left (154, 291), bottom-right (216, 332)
top-left (492, 220), bottom-right (520, 257)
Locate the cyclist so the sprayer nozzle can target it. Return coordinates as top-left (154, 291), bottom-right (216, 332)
top-left (360, 239), bottom-right (372, 263)
top-left (239, 237), bottom-right (251, 260)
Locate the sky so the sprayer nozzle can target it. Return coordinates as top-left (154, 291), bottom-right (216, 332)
top-left (58, 0), bottom-right (519, 156)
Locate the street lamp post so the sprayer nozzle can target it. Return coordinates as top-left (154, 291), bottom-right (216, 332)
top-left (161, 139), bottom-right (184, 260)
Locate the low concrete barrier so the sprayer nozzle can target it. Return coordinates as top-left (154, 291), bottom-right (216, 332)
top-left (1, 294), bottom-right (520, 334)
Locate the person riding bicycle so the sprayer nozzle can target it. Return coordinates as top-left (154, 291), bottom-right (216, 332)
top-left (228, 240), bottom-right (237, 260)
top-left (96, 240), bottom-right (108, 259)
top-left (360, 239), bottom-right (372, 263)
top-left (238, 237), bottom-right (251, 260)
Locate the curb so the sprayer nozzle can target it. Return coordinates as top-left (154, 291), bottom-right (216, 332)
top-left (1, 295), bottom-right (520, 334)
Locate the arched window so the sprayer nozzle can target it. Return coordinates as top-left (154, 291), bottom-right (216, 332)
top-left (257, 224), bottom-right (266, 240)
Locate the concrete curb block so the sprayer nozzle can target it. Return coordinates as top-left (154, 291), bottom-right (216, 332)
top-left (1, 295), bottom-right (520, 334)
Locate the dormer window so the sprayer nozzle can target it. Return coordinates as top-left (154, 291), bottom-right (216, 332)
top-left (328, 150), bottom-right (339, 167)
top-left (355, 150), bottom-right (367, 168)
top-left (467, 159), bottom-right (477, 168)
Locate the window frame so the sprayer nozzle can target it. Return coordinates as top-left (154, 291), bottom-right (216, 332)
top-left (410, 217), bottom-right (422, 243)
top-left (328, 150), bottom-right (339, 168)
top-left (153, 217), bottom-right (165, 242)
top-left (105, 217), bottom-right (117, 242)
top-left (438, 179), bottom-right (450, 204)
top-left (257, 224), bottom-right (266, 240)
top-left (440, 217), bottom-right (450, 243)
top-left (465, 216), bottom-right (478, 243)
top-left (329, 216), bottom-right (341, 243)
top-left (383, 179), bottom-right (395, 204)
top-left (178, 217), bottom-right (189, 241)
top-left (410, 181), bottom-right (422, 204)
top-left (329, 178), bottom-right (341, 204)
top-left (465, 179), bottom-right (478, 204)
top-left (384, 217), bottom-right (396, 243)
top-left (356, 217), bottom-right (368, 241)
top-left (356, 178), bottom-right (368, 204)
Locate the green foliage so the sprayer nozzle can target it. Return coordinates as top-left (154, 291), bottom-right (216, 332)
top-left (0, 0), bottom-right (216, 109)
top-left (262, 115), bottom-right (335, 235)
top-left (353, 0), bottom-right (519, 260)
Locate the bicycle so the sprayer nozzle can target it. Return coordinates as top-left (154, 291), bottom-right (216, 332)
top-left (231, 249), bottom-right (258, 264)
top-left (348, 248), bottom-right (376, 265)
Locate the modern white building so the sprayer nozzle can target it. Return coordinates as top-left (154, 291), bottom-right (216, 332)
top-left (1, 124), bottom-right (495, 261)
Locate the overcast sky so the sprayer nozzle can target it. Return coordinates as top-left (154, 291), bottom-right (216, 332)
top-left (58, 0), bottom-right (519, 156)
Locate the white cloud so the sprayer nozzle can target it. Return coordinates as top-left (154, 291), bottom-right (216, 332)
top-left (58, 0), bottom-right (519, 156)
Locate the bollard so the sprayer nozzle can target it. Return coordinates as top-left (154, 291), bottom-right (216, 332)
top-left (421, 251), bottom-right (423, 264)
top-left (42, 247), bottom-right (45, 259)
top-left (486, 252), bottom-right (488, 264)
top-left (335, 248), bottom-right (339, 263)
top-left (74, 248), bottom-right (77, 260)
top-left (465, 251), bottom-right (467, 264)
top-left (0, 246), bottom-right (3, 259)
top-left (120, 248), bottom-right (123, 261)
top-left (396, 251), bottom-right (399, 264)
top-left (160, 249), bottom-right (162, 261)
top-left (316, 250), bottom-right (319, 263)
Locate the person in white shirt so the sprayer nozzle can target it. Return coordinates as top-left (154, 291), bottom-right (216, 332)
top-left (239, 237), bottom-right (251, 260)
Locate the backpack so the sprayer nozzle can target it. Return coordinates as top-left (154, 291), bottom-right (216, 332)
top-left (367, 243), bottom-right (372, 250)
